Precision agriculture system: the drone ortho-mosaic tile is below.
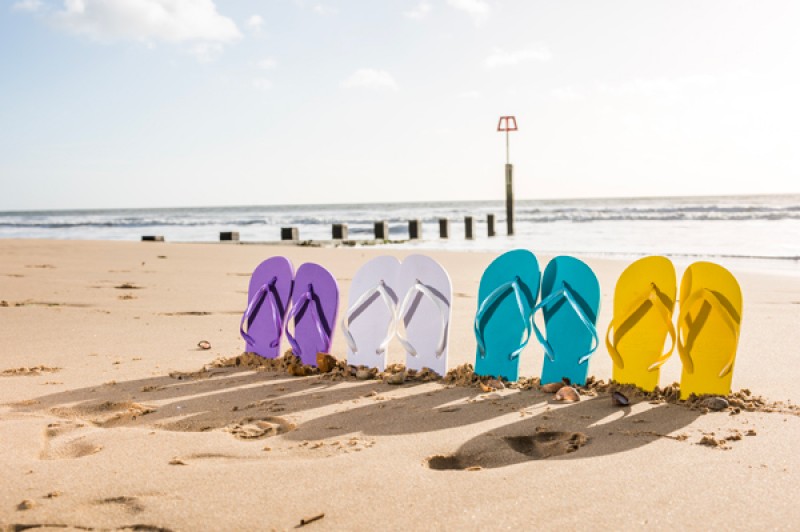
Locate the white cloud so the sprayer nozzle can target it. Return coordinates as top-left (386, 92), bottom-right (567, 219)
top-left (51, 0), bottom-right (241, 48)
top-left (485, 45), bottom-right (552, 68)
top-left (597, 75), bottom-right (716, 95)
top-left (405, 1), bottom-right (432, 19)
top-left (11, 0), bottom-right (42, 12)
top-left (446, 0), bottom-right (489, 25)
top-left (246, 14), bottom-right (263, 32)
top-left (257, 57), bottom-right (278, 70)
top-left (252, 78), bottom-right (272, 91)
top-left (340, 69), bottom-right (398, 90)
top-left (313, 4), bottom-right (338, 15)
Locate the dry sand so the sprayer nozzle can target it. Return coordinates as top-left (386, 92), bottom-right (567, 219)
top-left (1, 239), bottom-right (798, 530)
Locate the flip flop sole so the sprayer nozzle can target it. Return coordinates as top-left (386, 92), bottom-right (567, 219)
top-left (679, 262), bottom-right (742, 399)
top-left (396, 254), bottom-right (452, 377)
top-left (610, 256), bottom-right (676, 391)
top-left (538, 256), bottom-right (600, 386)
top-left (289, 263), bottom-right (339, 366)
top-left (474, 249), bottom-right (540, 381)
top-left (344, 256), bottom-right (401, 371)
top-left (243, 257), bottom-right (294, 358)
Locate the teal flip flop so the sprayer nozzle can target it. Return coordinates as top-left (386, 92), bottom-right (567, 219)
top-left (474, 249), bottom-right (540, 381)
top-left (533, 256), bottom-right (600, 386)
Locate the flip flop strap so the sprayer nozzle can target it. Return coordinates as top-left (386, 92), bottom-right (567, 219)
top-left (239, 279), bottom-right (281, 348)
top-left (474, 277), bottom-right (532, 361)
top-left (677, 288), bottom-right (739, 377)
top-left (340, 280), bottom-right (397, 356)
top-left (396, 280), bottom-right (449, 359)
top-left (285, 288), bottom-right (331, 357)
top-left (532, 282), bottom-right (599, 365)
top-left (605, 283), bottom-right (676, 371)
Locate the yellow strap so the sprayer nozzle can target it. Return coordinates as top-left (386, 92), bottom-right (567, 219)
top-left (605, 283), bottom-right (676, 371)
top-left (677, 288), bottom-right (740, 378)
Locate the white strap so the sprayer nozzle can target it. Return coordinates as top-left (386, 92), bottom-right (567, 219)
top-left (340, 280), bottom-right (397, 356)
top-left (396, 280), bottom-right (449, 359)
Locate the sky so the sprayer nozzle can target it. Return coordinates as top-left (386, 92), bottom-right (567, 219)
top-left (1, 0), bottom-right (799, 211)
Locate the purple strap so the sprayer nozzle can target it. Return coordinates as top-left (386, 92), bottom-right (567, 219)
top-left (240, 278), bottom-right (281, 348)
top-left (284, 286), bottom-right (330, 357)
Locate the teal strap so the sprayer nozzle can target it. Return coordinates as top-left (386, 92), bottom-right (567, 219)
top-left (532, 281), bottom-right (599, 365)
top-left (474, 277), bottom-right (532, 361)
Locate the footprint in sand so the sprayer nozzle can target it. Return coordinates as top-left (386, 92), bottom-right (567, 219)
top-left (40, 421), bottom-right (104, 460)
top-left (224, 416), bottom-right (296, 440)
top-left (427, 429), bottom-right (588, 470)
top-left (50, 401), bottom-right (157, 428)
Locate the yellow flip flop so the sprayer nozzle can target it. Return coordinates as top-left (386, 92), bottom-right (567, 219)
top-left (606, 256), bottom-right (677, 391)
top-left (677, 262), bottom-right (743, 400)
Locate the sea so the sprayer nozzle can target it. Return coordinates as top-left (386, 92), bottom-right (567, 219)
top-left (1, 194), bottom-right (799, 274)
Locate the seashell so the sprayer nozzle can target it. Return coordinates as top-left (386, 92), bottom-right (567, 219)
top-left (700, 397), bottom-right (729, 411)
top-left (479, 381), bottom-right (492, 393)
top-left (486, 378), bottom-right (505, 390)
top-left (197, 340), bottom-right (211, 350)
top-left (611, 391), bottom-right (630, 406)
top-left (553, 386), bottom-right (580, 402)
top-left (386, 371), bottom-right (406, 385)
top-left (356, 368), bottom-right (372, 380)
top-left (316, 353), bottom-right (337, 373)
top-left (541, 382), bottom-right (563, 393)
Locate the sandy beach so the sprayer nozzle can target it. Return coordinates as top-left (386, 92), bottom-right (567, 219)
top-left (1, 239), bottom-right (798, 531)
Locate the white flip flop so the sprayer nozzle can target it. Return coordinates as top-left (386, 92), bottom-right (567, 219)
top-left (395, 254), bottom-right (452, 376)
top-left (341, 256), bottom-right (402, 371)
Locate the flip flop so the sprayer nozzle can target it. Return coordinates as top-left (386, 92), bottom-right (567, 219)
top-left (606, 256), bottom-right (677, 391)
top-left (285, 263), bottom-right (339, 366)
top-left (341, 256), bottom-right (402, 371)
top-left (677, 262), bottom-right (743, 399)
top-left (533, 256), bottom-right (600, 386)
top-left (474, 249), bottom-right (540, 381)
top-left (240, 256), bottom-right (294, 358)
top-left (395, 255), bottom-right (452, 377)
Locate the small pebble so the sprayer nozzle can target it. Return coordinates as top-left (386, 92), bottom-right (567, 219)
top-left (356, 368), bottom-right (372, 380)
top-left (197, 340), bottom-right (211, 350)
top-left (701, 397), bottom-right (729, 411)
top-left (17, 499), bottom-right (35, 510)
top-left (386, 372), bottom-right (405, 385)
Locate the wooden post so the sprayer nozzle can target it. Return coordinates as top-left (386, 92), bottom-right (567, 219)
top-left (332, 223), bottom-right (348, 240)
top-left (408, 219), bottom-right (422, 240)
top-left (487, 214), bottom-right (496, 237)
top-left (439, 218), bottom-right (450, 239)
top-left (220, 231), bottom-right (239, 241)
top-left (374, 221), bottom-right (389, 240)
top-left (505, 163), bottom-right (514, 235)
top-left (281, 227), bottom-right (299, 241)
top-left (464, 216), bottom-right (475, 240)
top-left (141, 235), bottom-right (164, 242)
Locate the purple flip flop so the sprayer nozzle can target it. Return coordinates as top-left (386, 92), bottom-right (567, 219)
top-left (285, 263), bottom-right (339, 366)
top-left (240, 257), bottom-right (294, 358)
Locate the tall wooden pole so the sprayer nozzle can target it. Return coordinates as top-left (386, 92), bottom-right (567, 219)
top-left (505, 162), bottom-right (514, 236)
top-left (498, 116), bottom-right (517, 236)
